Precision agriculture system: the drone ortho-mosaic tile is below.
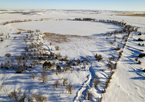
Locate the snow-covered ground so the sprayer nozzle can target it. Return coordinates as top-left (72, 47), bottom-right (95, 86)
top-left (11, 20), bottom-right (122, 36)
top-left (0, 10), bottom-right (145, 102)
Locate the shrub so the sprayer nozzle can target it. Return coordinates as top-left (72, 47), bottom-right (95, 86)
top-left (140, 50), bottom-right (143, 52)
top-left (24, 47), bottom-right (28, 51)
top-left (143, 69), bottom-right (145, 72)
top-left (30, 73), bottom-right (37, 79)
top-left (98, 97), bottom-right (103, 102)
top-left (137, 38), bottom-right (143, 41)
top-left (107, 63), bottom-right (113, 70)
top-left (5, 53), bottom-right (11, 58)
top-left (56, 53), bottom-right (62, 59)
top-left (137, 60), bottom-right (142, 64)
top-left (108, 56), bottom-right (115, 61)
top-left (114, 46), bottom-right (120, 51)
top-left (29, 93), bottom-right (47, 102)
top-left (56, 65), bottom-right (61, 72)
top-left (76, 68), bottom-right (80, 72)
top-left (138, 53), bottom-right (145, 58)
top-left (0, 37), bottom-right (4, 42)
top-left (92, 77), bottom-right (100, 87)
top-left (55, 46), bottom-right (59, 51)
top-left (53, 80), bottom-right (60, 88)
top-left (110, 41), bottom-right (113, 45)
top-left (14, 36), bottom-right (17, 39)
top-left (86, 91), bottom-right (92, 100)
top-left (135, 58), bottom-right (138, 61)
top-left (8, 89), bottom-right (27, 102)
top-left (62, 78), bottom-right (68, 86)
top-left (113, 39), bottom-right (116, 42)
top-left (66, 84), bottom-right (72, 94)
top-left (36, 29), bottom-right (40, 32)
top-left (95, 54), bottom-right (103, 61)
top-left (102, 89), bottom-right (106, 93)
top-left (138, 32), bottom-right (141, 35)
top-left (123, 43), bottom-right (126, 48)
top-left (63, 66), bottom-right (69, 72)
top-left (1, 63), bottom-right (5, 68)
top-left (0, 33), bottom-right (4, 36)
top-left (39, 71), bottom-right (47, 83)
top-left (43, 61), bottom-right (52, 70)
top-left (114, 63), bottom-right (117, 69)
top-left (63, 55), bottom-right (68, 61)
top-left (83, 18), bottom-right (95, 21)
top-left (27, 30), bottom-right (34, 33)
top-left (74, 18), bottom-right (81, 20)
top-left (17, 32), bottom-right (21, 34)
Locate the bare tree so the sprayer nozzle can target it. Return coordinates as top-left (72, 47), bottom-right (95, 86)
top-left (66, 84), bottom-right (73, 94)
top-left (53, 80), bottom-right (60, 88)
top-left (39, 71), bottom-right (47, 83)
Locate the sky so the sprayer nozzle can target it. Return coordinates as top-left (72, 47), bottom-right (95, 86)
top-left (0, 0), bottom-right (145, 11)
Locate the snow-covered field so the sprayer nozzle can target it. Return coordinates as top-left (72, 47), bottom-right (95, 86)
top-left (11, 20), bottom-right (122, 36)
top-left (0, 10), bottom-right (145, 102)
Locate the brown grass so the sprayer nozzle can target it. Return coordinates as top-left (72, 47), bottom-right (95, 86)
top-left (40, 18), bottom-right (55, 21)
top-left (17, 28), bottom-right (27, 31)
top-left (116, 14), bottom-right (145, 17)
top-left (43, 32), bottom-right (91, 43)
top-left (43, 32), bottom-right (68, 43)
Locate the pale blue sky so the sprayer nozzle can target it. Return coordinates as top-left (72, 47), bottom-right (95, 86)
top-left (0, 0), bottom-right (145, 11)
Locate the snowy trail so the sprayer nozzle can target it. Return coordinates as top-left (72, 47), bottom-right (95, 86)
top-left (74, 64), bottom-right (91, 102)
top-left (74, 61), bottom-right (102, 102)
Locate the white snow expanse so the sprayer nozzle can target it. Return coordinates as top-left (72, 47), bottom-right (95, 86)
top-left (0, 10), bottom-right (145, 102)
top-left (11, 20), bottom-right (122, 36)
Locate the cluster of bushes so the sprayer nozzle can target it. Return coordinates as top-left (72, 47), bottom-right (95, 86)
top-left (74, 18), bottom-right (95, 21)
top-left (3, 19), bottom-right (32, 25)
top-left (134, 52), bottom-right (145, 65)
top-left (52, 78), bottom-right (72, 94)
top-left (0, 30), bottom-right (48, 72)
top-left (42, 54), bottom-right (90, 74)
top-left (74, 18), bottom-right (82, 20)
top-left (95, 54), bottom-right (103, 61)
top-left (135, 58), bottom-right (142, 64)
top-left (8, 89), bottom-right (27, 102)
top-left (102, 71), bottom-right (114, 93)
top-left (8, 89), bottom-right (47, 102)
top-left (107, 60), bottom-right (118, 70)
top-left (3, 17), bottom-right (57, 25)
top-left (138, 53), bottom-right (145, 58)
top-left (138, 43), bottom-right (144, 46)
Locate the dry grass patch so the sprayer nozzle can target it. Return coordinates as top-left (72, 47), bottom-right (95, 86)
top-left (40, 18), bottom-right (55, 21)
top-left (43, 32), bottom-right (68, 43)
top-left (17, 28), bottom-right (27, 31)
top-left (43, 32), bottom-right (91, 43)
top-left (116, 14), bottom-right (145, 17)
